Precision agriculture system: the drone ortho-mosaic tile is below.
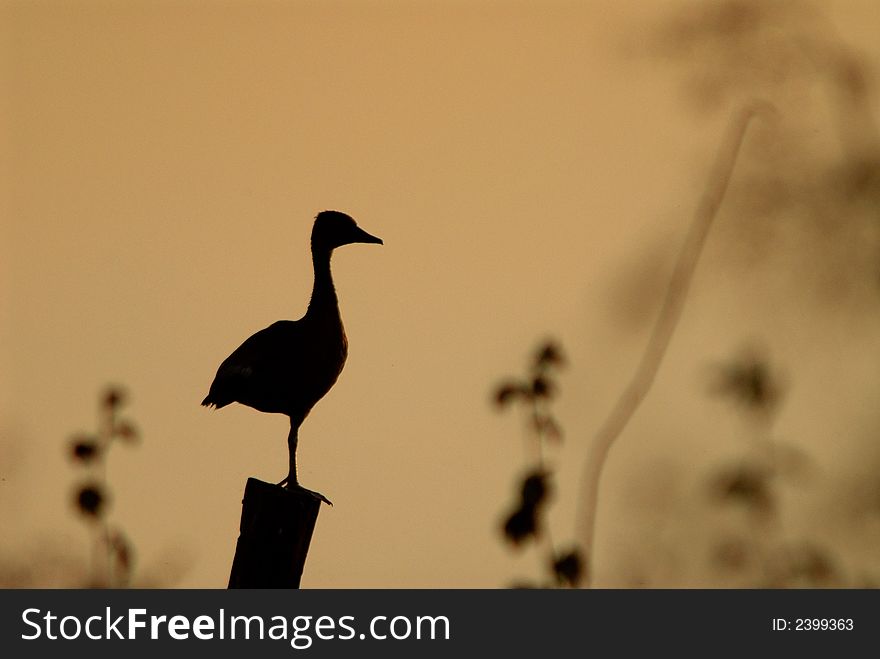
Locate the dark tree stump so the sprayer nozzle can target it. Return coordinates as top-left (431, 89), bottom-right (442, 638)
top-left (228, 478), bottom-right (324, 588)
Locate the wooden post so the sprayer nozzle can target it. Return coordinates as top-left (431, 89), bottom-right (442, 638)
top-left (228, 478), bottom-right (323, 588)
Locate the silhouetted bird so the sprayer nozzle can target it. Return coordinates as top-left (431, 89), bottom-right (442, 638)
top-left (202, 210), bottom-right (382, 501)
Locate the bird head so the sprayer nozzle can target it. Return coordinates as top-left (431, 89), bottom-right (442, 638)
top-left (311, 210), bottom-right (383, 251)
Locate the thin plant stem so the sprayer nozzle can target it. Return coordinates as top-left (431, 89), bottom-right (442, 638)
top-left (576, 101), bottom-right (776, 587)
top-left (95, 404), bottom-right (112, 587)
top-left (530, 399), bottom-right (557, 579)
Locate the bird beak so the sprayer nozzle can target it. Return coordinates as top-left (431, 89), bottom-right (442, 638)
top-left (353, 226), bottom-right (383, 245)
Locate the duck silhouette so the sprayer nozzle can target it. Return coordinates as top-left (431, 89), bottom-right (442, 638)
top-left (202, 210), bottom-right (382, 502)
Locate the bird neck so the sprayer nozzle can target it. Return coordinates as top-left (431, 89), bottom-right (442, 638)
top-left (306, 246), bottom-right (339, 317)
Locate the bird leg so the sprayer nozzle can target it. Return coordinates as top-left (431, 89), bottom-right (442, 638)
top-left (280, 422), bottom-right (299, 487)
top-left (278, 421), bottom-right (332, 505)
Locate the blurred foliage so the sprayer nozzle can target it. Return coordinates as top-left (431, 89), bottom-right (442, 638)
top-left (494, 341), bottom-right (584, 588)
top-left (0, 386), bottom-right (192, 588)
top-left (709, 351), bottom-right (783, 418)
top-left (586, 0), bottom-right (880, 588)
top-left (493, 1), bottom-right (880, 589)
top-left (68, 385), bottom-right (140, 588)
top-left (705, 349), bottom-right (857, 587)
top-left (652, 0), bottom-right (880, 299)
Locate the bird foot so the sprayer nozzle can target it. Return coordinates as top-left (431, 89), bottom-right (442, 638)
top-left (277, 478), bottom-right (333, 506)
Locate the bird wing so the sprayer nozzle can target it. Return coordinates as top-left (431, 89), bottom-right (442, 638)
top-left (202, 321), bottom-right (303, 412)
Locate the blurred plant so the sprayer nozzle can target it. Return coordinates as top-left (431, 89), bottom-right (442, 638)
top-left (68, 385), bottom-right (140, 587)
top-left (494, 341), bottom-right (583, 588)
top-left (494, 0), bottom-right (878, 589)
top-left (704, 348), bottom-right (845, 587)
top-left (651, 0), bottom-right (880, 296)
top-left (710, 351), bottom-right (782, 417)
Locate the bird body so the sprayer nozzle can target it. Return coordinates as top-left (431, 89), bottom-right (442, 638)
top-left (202, 210), bottom-right (382, 495)
top-left (202, 317), bottom-right (346, 419)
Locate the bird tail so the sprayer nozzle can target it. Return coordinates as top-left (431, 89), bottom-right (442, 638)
top-left (202, 390), bottom-right (234, 409)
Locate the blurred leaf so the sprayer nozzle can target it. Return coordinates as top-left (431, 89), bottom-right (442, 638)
top-left (494, 381), bottom-right (527, 408)
top-left (107, 529), bottom-right (134, 578)
top-left (531, 376), bottom-right (553, 399)
top-left (532, 414), bottom-right (563, 442)
top-left (75, 484), bottom-right (106, 518)
top-left (113, 420), bottom-right (140, 444)
top-left (69, 436), bottom-right (100, 463)
top-left (509, 581), bottom-right (540, 589)
top-left (774, 544), bottom-right (838, 587)
top-left (502, 505), bottom-right (538, 546)
top-left (552, 550), bottom-right (583, 587)
top-left (534, 342), bottom-right (565, 369)
top-left (521, 471), bottom-right (550, 507)
top-left (102, 386), bottom-right (127, 410)
top-left (710, 354), bottom-right (783, 415)
top-left (710, 464), bottom-right (774, 515)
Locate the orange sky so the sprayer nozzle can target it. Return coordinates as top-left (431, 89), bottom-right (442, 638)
top-left (3, 0), bottom-right (880, 588)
